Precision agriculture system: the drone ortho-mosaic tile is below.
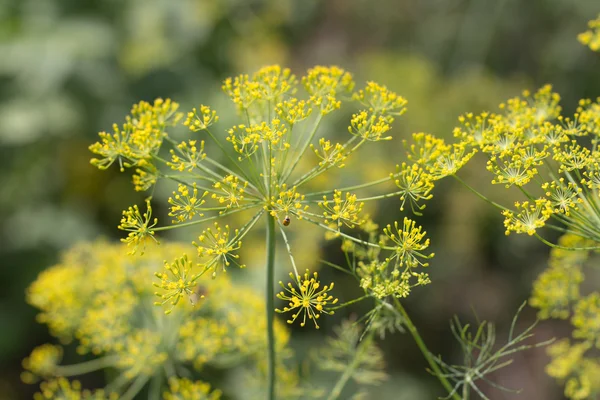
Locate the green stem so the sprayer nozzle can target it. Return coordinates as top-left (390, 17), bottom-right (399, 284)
top-left (55, 356), bottom-right (119, 377)
top-left (304, 176), bottom-right (392, 198)
top-left (452, 174), bottom-right (509, 211)
top-left (120, 374), bottom-right (151, 400)
top-left (534, 233), bottom-right (600, 250)
top-left (326, 361), bottom-right (356, 400)
top-left (392, 298), bottom-right (461, 400)
top-left (266, 213), bottom-right (277, 400)
top-left (153, 203), bottom-right (259, 231)
top-left (149, 373), bottom-right (162, 400)
top-left (326, 329), bottom-right (375, 400)
top-left (329, 295), bottom-right (370, 311)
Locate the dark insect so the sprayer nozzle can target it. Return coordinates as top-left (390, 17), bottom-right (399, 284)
top-left (283, 216), bottom-right (291, 226)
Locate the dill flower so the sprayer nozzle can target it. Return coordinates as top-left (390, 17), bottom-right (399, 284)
top-left (211, 175), bottom-right (248, 209)
top-left (168, 140), bottom-right (207, 172)
top-left (427, 142), bottom-right (477, 180)
top-left (90, 64), bottom-right (437, 397)
top-left (154, 254), bottom-right (202, 312)
top-left (404, 132), bottom-right (449, 167)
top-left (168, 183), bottom-right (208, 223)
top-left (319, 190), bottom-right (365, 231)
top-left (118, 198), bottom-right (158, 254)
top-left (21, 344), bottom-right (63, 384)
top-left (184, 105), bottom-right (219, 131)
top-left (267, 184), bottom-right (308, 221)
top-left (572, 293), bottom-right (600, 347)
top-left (193, 223), bottom-right (244, 275)
top-left (353, 81), bottom-right (407, 117)
top-left (25, 241), bottom-right (295, 399)
top-left (164, 377), bottom-right (222, 400)
top-left (392, 163), bottom-right (434, 214)
top-left (33, 378), bottom-right (113, 400)
top-left (542, 179), bottom-right (583, 215)
top-left (275, 270), bottom-right (338, 329)
top-left (529, 266), bottom-right (583, 320)
top-left (383, 217), bottom-right (434, 268)
top-left (578, 14), bottom-right (600, 52)
top-left (311, 138), bottom-right (347, 168)
top-left (502, 199), bottom-right (554, 236)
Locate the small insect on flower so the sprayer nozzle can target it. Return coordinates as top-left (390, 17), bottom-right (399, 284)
top-left (283, 216), bottom-right (291, 226)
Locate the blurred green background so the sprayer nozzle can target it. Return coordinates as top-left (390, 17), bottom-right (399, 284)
top-left (1, 0), bottom-right (599, 398)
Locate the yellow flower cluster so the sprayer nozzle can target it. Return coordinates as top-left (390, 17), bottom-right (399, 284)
top-left (168, 183), bottom-right (208, 223)
top-left (90, 98), bottom-right (182, 171)
top-left (275, 270), bottom-right (338, 329)
top-left (24, 241), bottom-right (294, 399)
top-left (383, 217), bottom-right (434, 268)
top-left (163, 377), bottom-right (222, 400)
top-left (311, 138), bottom-right (347, 168)
top-left (348, 111), bottom-right (392, 142)
top-left (89, 64), bottom-right (435, 346)
top-left (193, 223), bottom-right (243, 275)
top-left (168, 140), bottom-right (207, 172)
top-left (184, 105), bottom-right (219, 132)
top-left (578, 14), bottom-right (600, 52)
top-left (319, 190), bottom-right (365, 231)
top-left (212, 174), bottom-right (248, 210)
top-left (118, 198), bottom-right (158, 254)
top-left (267, 184), bottom-right (308, 221)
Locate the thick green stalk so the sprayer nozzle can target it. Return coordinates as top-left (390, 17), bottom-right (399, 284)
top-left (266, 213), bottom-right (277, 400)
top-left (392, 298), bottom-right (461, 400)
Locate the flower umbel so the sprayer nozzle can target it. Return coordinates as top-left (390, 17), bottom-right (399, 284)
top-left (118, 198), bottom-right (158, 254)
top-left (276, 270), bottom-right (338, 329)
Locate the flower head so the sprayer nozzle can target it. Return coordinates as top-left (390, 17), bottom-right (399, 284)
top-left (184, 105), bottom-right (218, 132)
top-left (319, 190), bottom-right (365, 231)
top-left (578, 14), bottom-right (600, 52)
top-left (164, 377), bottom-right (222, 400)
top-left (118, 198), bottom-right (158, 254)
top-left (276, 270), bottom-right (338, 329)
top-left (392, 163), bottom-right (434, 214)
top-left (154, 254), bottom-right (203, 313)
top-left (168, 140), bottom-right (207, 172)
top-left (502, 199), bottom-right (554, 236)
top-left (193, 223), bottom-right (243, 275)
top-left (383, 218), bottom-right (434, 268)
top-left (168, 183), bottom-right (208, 223)
top-left (21, 344), bottom-right (63, 384)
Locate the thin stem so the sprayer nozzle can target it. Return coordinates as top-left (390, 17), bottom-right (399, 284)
top-left (392, 297), bottom-right (462, 400)
top-left (355, 190), bottom-right (404, 202)
top-left (329, 294), bottom-right (370, 311)
top-left (282, 114), bottom-right (323, 182)
top-left (452, 174), bottom-right (509, 211)
top-left (55, 356), bottom-right (119, 377)
top-left (153, 203), bottom-right (259, 231)
top-left (462, 377), bottom-right (471, 400)
top-left (292, 136), bottom-right (362, 188)
top-left (326, 361), bottom-right (356, 400)
top-left (204, 157), bottom-right (260, 193)
top-left (305, 176), bottom-right (392, 198)
top-left (149, 373), bottom-right (162, 400)
top-left (326, 329), bottom-right (375, 400)
top-left (300, 216), bottom-right (392, 250)
top-left (266, 213), bottom-right (277, 400)
top-left (534, 233), bottom-right (600, 251)
top-left (120, 374), bottom-right (151, 400)
top-left (204, 128), bottom-right (255, 183)
top-left (278, 222), bottom-right (300, 277)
